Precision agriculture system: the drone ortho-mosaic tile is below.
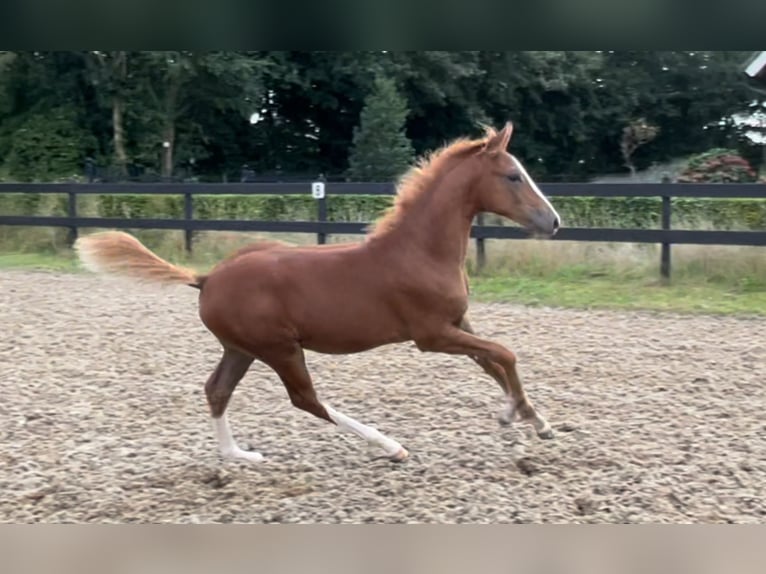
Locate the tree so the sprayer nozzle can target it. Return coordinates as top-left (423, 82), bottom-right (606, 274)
top-left (5, 104), bottom-right (97, 181)
top-left (386, 51), bottom-right (487, 152)
top-left (596, 51), bottom-right (757, 173)
top-left (85, 51), bottom-right (131, 174)
top-left (475, 51), bottom-right (607, 180)
top-left (131, 51), bottom-right (266, 178)
top-left (0, 51), bottom-right (760, 182)
top-left (620, 118), bottom-right (660, 177)
top-left (0, 52), bottom-right (101, 181)
top-left (244, 51), bottom-right (386, 176)
top-left (346, 75), bottom-right (415, 181)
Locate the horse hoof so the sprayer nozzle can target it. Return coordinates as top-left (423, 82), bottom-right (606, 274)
top-left (537, 428), bottom-right (555, 440)
top-left (497, 409), bottom-right (515, 426)
top-left (390, 447), bottom-right (409, 462)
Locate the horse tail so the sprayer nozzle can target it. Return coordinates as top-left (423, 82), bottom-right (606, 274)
top-left (74, 231), bottom-right (204, 289)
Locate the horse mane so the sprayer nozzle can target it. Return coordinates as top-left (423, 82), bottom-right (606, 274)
top-left (367, 126), bottom-right (496, 236)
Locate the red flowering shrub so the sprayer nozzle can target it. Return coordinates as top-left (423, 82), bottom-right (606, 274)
top-left (677, 149), bottom-right (757, 183)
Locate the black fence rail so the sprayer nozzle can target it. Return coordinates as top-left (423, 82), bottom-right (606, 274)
top-left (1, 181), bottom-right (765, 280)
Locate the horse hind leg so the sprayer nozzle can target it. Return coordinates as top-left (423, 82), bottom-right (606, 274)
top-left (205, 347), bottom-right (263, 462)
top-left (266, 345), bottom-right (409, 462)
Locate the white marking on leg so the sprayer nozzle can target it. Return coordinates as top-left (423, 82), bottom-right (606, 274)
top-left (324, 404), bottom-right (407, 460)
top-left (498, 400), bottom-right (516, 425)
top-left (212, 414), bottom-right (263, 462)
top-left (532, 414), bottom-right (554, 438)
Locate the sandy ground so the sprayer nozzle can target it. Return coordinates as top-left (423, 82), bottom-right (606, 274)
top-left (1, 270), bottom-right (764, 523)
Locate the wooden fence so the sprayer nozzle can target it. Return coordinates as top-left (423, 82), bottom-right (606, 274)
top-left (1, 181), bottom-right (765, 280)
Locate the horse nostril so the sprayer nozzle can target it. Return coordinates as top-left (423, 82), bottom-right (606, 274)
top-left (552, 217), bottom-right (560, 231)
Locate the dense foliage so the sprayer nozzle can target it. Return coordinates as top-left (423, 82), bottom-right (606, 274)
top-left (0, 51), bottom-right (761, 182)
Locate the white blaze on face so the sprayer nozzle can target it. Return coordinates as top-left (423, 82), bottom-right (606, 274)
top-left (511, 155), bottom-right (560, 223)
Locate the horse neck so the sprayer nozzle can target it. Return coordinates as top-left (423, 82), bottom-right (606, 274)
top-left (372, 163), bottom-right (479, 268)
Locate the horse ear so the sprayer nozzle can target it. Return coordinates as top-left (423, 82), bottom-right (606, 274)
top-left (484, 122), bottom-right (514, 153)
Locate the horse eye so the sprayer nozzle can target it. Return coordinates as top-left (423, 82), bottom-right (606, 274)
top-left (507, 173), bottom-right (522, 183)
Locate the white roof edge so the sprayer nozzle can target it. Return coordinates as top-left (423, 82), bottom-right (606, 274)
top-left (744, 51), bottom-right (766, 78)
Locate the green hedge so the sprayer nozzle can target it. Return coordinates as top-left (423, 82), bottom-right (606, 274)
top-left (93, 194), bottom-right (766, 231)
top-left (0, 193), bottom-right (70, 216)
top-left (552, 196), bottom-right (766, 230)
top-left (92, 194), bottom-right (395, 223)
top-left (1, 193), bottom-right (765, 232)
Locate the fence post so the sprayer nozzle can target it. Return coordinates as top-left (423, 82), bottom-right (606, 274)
top-left (184, 191), bottom-right (194, 255)
top-left (313, 175), bottom-right (327, 245)
top-left (67, 191), bottom-right (78, 247)
top-left (475, 213), bottom-right (486, 272)
top-left (660, 193), bottom-right (672, 283)
top-left (240, 164), bottom-right (255, 182)
top-left (84, 157), bottom-right (95, 183)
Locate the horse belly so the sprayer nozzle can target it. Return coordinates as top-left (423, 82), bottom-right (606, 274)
top-left (294, 296), bottom-right (407, 354)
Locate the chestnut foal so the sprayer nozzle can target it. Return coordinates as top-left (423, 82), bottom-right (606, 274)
top-left (75, 122), bottom-right (560, 463)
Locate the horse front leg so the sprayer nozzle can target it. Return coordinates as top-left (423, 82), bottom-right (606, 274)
top-left (459, 315), bottom-right (521, 427)
top-left (416, 324), bottom-right (554, 439)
